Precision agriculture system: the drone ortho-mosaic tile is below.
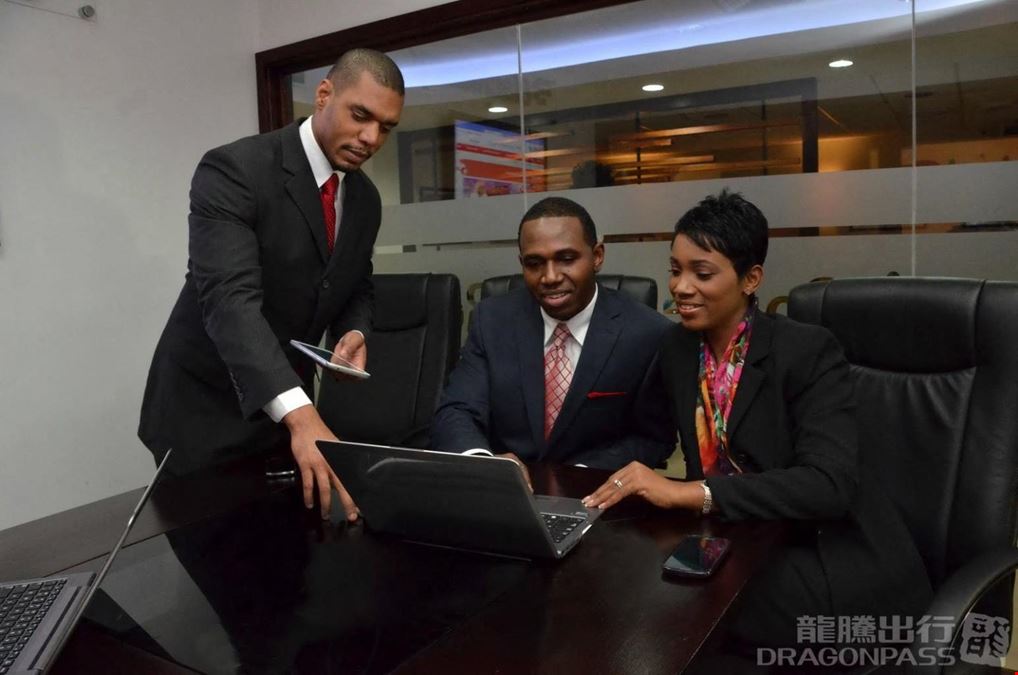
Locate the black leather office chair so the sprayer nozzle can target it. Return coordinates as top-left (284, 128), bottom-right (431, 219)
top-left (789, 277), bottom-right (1018, 672)
top-left (317, 273), bottom-right (462, 448)
top-left (480, 274), bottom-right (658, 310)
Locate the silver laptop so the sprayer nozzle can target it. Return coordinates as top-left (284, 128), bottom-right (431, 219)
top-left (318, 441), bottom-right (601, 559)
top-left (0, 449), bottom-right (173, 675)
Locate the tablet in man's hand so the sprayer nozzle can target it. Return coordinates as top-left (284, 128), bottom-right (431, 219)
top-left (289, 339), bottom-right (371, 379)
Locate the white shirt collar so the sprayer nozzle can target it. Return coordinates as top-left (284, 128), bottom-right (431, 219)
top-left (299, 116), bottom-right (345, 189)
top-left (541, 284), bottom-right (598, 348)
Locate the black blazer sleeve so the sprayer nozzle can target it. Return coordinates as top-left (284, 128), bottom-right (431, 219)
top-left (188, 147), bottom-right (302, 417)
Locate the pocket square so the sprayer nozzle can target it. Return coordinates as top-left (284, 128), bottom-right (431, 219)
top-left (587, 391), bottom-right (626, 399)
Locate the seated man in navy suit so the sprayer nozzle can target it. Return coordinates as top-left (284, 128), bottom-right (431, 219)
top-left (431, 197), bottom-right (674, 471)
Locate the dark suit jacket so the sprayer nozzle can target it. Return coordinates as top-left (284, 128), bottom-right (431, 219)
top-left (661, 310), bottom-right (931, 617)
top-left (139, 120), bottom-right (381, 464)
top-left (431, 286), bottom-right (674, 470)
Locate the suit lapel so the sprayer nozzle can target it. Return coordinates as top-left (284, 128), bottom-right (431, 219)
top-left (725, 310), bottom-right (772, 440)
top-left (516, 296), bottom-right (546, 454)
top-left (547, 290), bottom-right (622, 451)
top-left (281, 121), bottom-right (330, 264)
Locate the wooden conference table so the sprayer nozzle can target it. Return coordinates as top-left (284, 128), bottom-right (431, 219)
top-left (0, 455), bottom-right (785, 674)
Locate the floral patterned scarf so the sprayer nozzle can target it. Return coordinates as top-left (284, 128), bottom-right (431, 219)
top-left (696, 302), bottom-right (756, 476)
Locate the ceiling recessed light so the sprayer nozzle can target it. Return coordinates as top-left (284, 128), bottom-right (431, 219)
top-left (828, 59), bottom-right (854, 68)
top-left (488, 105), bottom-right (508, 113)
top-left (642, 83), bottom-right (664, 92)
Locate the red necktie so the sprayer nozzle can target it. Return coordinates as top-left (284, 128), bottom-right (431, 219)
top-left (320, 173), bottom-right (339, 253)
top-left (544, 322), bottom-right (574, 440)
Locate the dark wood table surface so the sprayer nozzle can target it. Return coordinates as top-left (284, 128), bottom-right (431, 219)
top-left (1, 457), bottom-right (786, 674)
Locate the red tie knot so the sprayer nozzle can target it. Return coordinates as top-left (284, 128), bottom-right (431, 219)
top-left (321, 173), bottom-right (339, 199)
top-left (551, 322), bottom-right (571, 348)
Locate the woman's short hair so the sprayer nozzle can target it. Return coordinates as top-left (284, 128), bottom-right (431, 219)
top-left (673, 189), bottom-right (769, 277)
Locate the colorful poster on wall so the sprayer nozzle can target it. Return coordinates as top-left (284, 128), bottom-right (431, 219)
top-left (454, 120), bottom-right (546, 198)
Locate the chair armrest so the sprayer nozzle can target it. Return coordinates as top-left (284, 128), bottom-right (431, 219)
top-left (910, 546), bottom-right (1018, 675)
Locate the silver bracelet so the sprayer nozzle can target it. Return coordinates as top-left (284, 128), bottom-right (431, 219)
top-left (700, 481), bottom-right (713, 515)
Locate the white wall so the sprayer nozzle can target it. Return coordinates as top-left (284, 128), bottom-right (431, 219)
top-left (256, 0), bottom-right (453, 51)
top-left (0, 0), bottom-right (260, 530)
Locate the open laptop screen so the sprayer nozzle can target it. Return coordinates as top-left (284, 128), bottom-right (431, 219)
top-left (1, 448), bottom-right (173, 675)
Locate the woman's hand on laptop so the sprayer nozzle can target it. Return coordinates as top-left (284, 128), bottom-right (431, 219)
top-left (283, 405), bottom-right (359, 521)
top-left (497, 452), bottom-right (533, 493)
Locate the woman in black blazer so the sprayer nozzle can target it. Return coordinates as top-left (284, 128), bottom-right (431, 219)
top-left (584, 191), bottom-right (931, 654)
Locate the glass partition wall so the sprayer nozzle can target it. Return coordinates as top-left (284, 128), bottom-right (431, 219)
top-left (284, 0), bottom-right (1018, 314)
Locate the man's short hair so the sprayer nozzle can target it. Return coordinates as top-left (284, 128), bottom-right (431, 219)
top-left (672, 189), bottom-right (769, 277)
top-left (327, 48), bottom-right (405, 97)
top-left (518, 197), bottom-right (598, 248)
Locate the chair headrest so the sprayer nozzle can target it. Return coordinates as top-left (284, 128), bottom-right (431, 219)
top-left (789, 277), bottom-right (983, 372)
top-left (372, 274), bottom-right (431, 331)
top-left (479, 274), bottom-right (657, 309)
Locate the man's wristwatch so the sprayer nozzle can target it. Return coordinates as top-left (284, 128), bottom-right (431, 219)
top-left (700, 481), bottom-right (713, 515)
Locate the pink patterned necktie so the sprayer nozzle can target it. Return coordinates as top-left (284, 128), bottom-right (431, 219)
top-left (544, 322), bottom-right (574, 440)
top-left (320, 173), bottom-right (339, 253)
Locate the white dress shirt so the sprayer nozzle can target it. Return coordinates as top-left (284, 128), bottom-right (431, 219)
top-left (540, 283), bottom-right (597, 369)
top-left (262, 117), bottom-right (348, 423)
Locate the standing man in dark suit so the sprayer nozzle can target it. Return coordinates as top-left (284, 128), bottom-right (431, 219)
top-left (431, 197), bottom-right (674, 471)
top-left (139, 49), bottom-right (404, 520)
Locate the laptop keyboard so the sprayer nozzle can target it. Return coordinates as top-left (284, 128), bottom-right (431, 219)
top-left (0, 579), bottom-right (66, 674)
top-left (541, 513), bottom-right (585, 544)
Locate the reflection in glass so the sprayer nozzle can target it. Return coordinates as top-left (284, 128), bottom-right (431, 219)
top-left (453, 119), bottom-right (546, 198)
top-left (913, 0), bottom-right (1018, 279)
top-left (285, 0), bottom-right (1016, 203)
top-left (282, 0), bottom-right (1016, 303)
top-left (516, 0), bottom-right (922, 189)
top-left (913, 1), bottom-right (1018, 168)
top-left (75, 462), bottom-right (528, 674)
top-left (382, 26), bottom-right (528, 206)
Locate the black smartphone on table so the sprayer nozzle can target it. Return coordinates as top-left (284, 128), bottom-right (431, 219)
top-left (662, 535), bottom-right (731, 578)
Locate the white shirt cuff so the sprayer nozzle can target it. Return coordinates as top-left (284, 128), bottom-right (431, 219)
top-left (462, 448), bottom-right (494, 457)
top-left (263, 387), bottom-right (313, 423)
